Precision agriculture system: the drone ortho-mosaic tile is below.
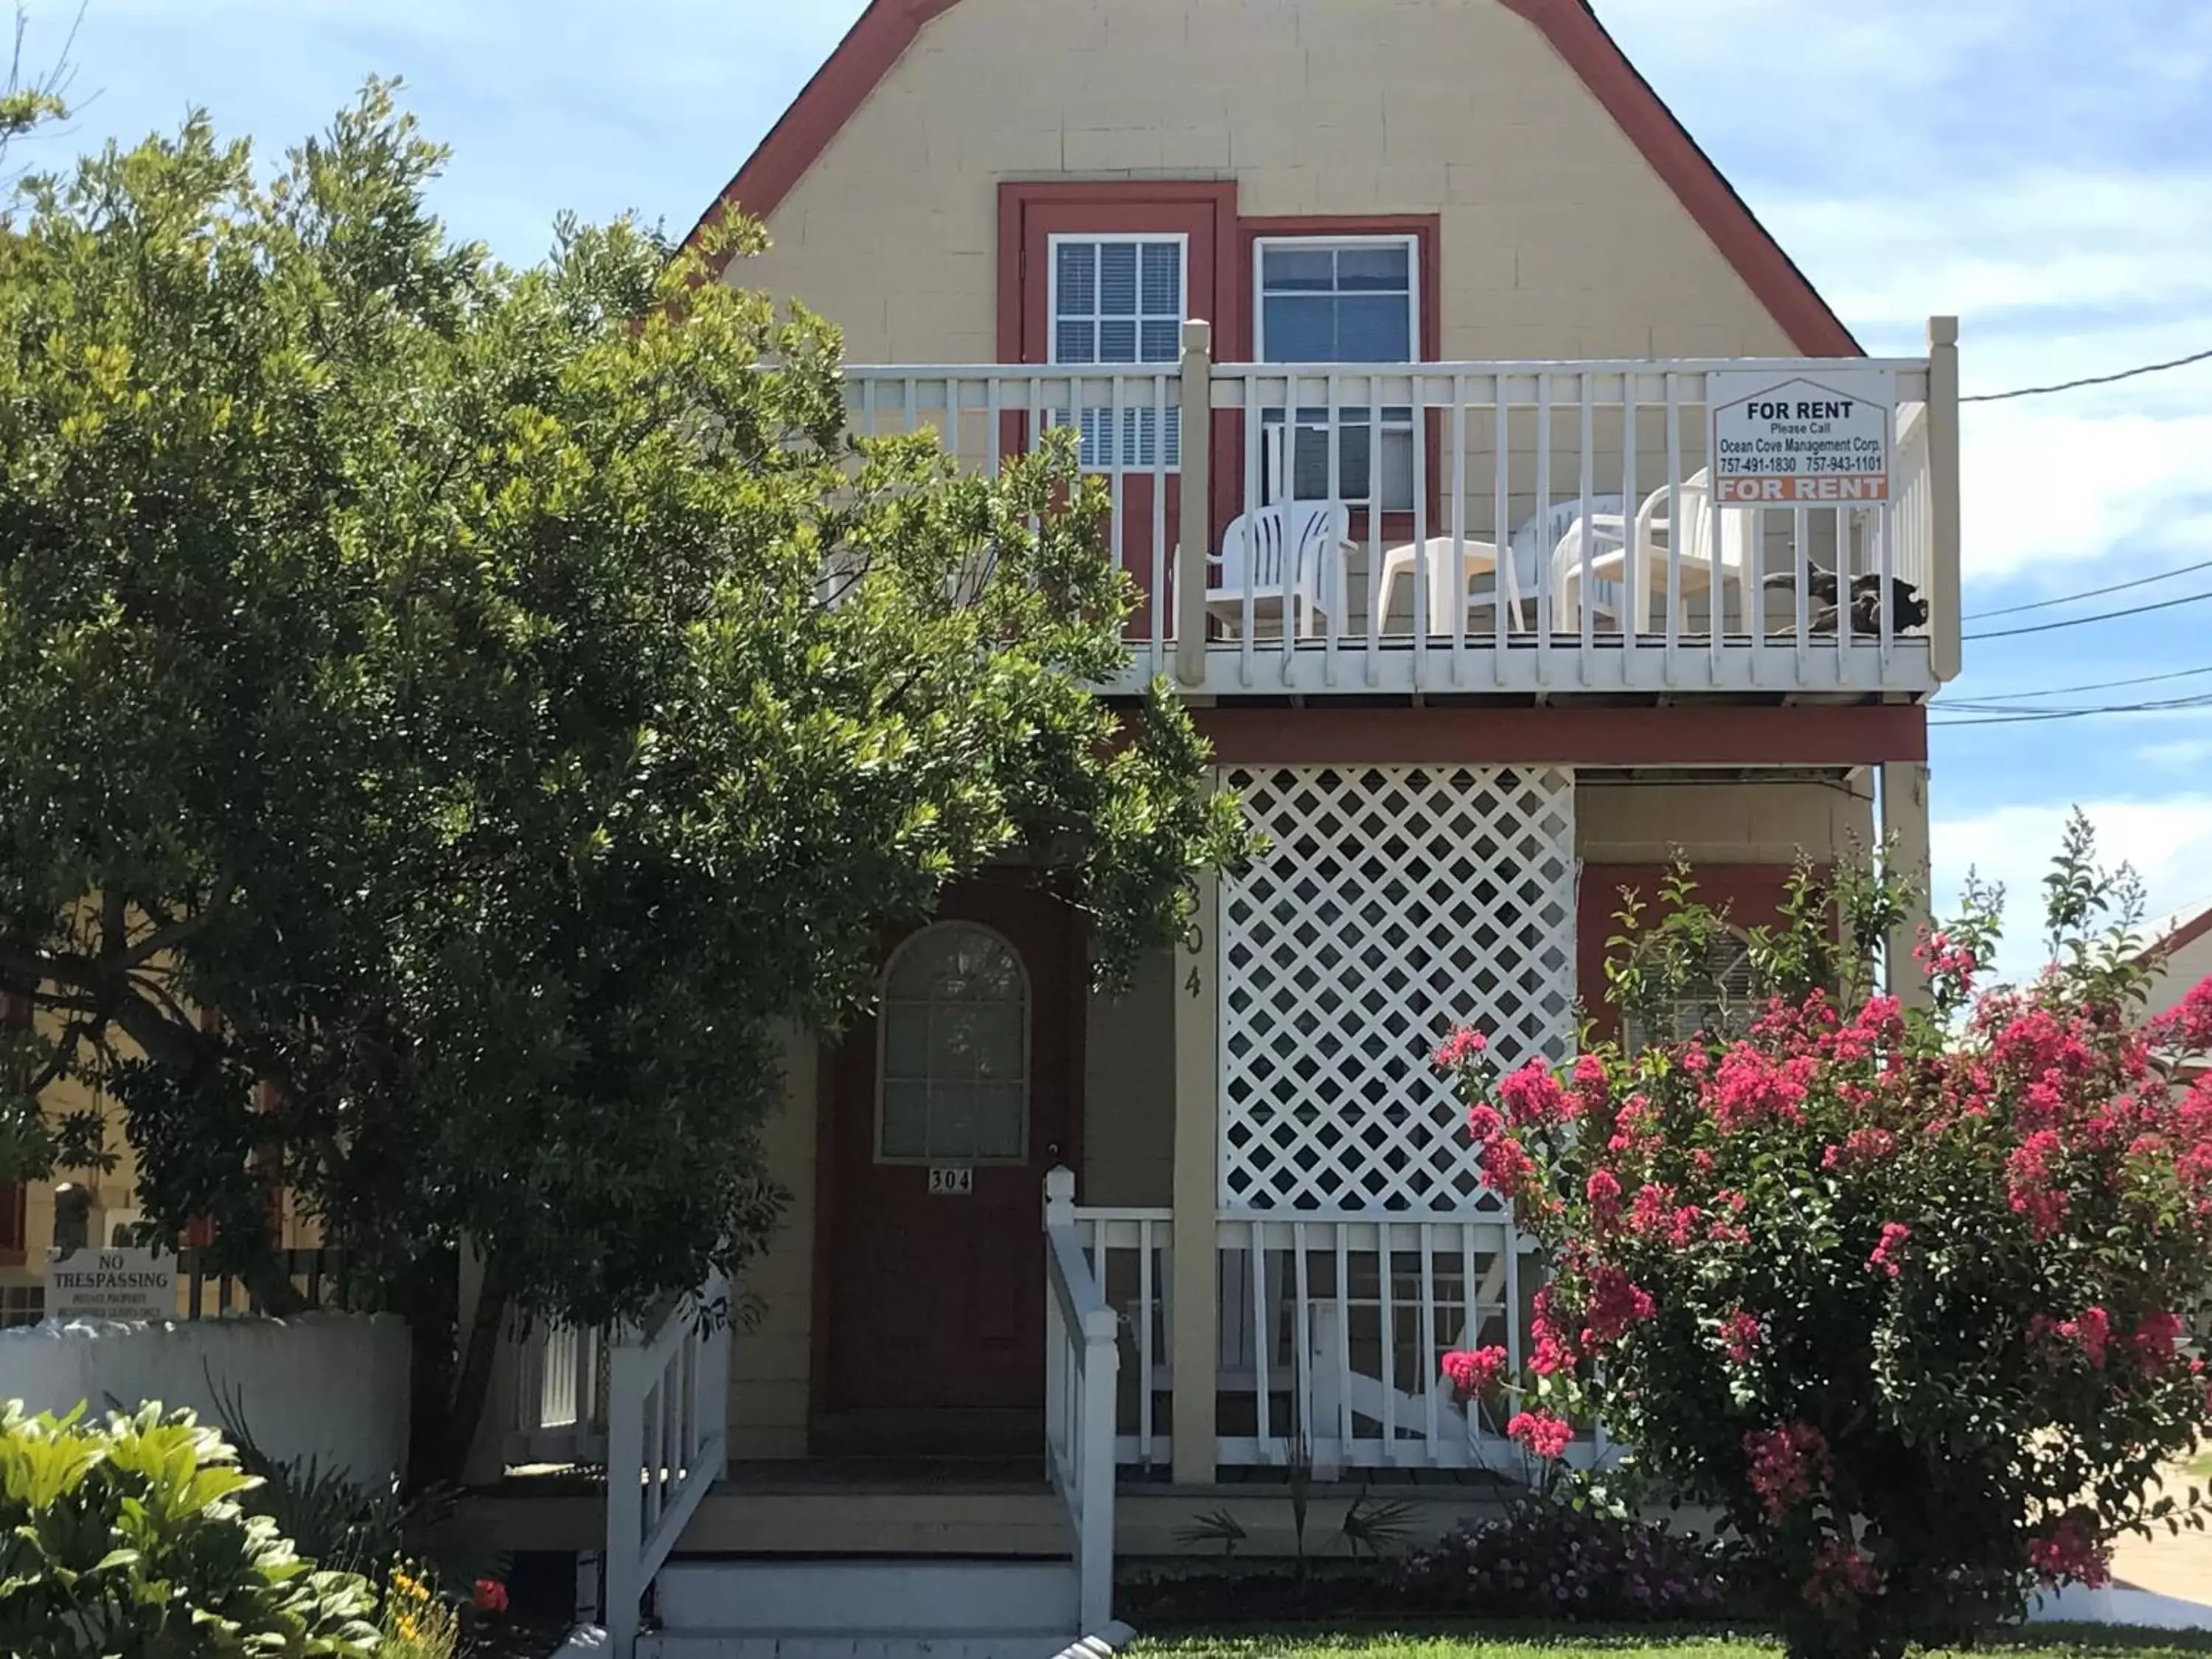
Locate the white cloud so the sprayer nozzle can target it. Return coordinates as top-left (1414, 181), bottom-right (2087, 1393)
top-left (1931, 798), bottom-right (2212, 984)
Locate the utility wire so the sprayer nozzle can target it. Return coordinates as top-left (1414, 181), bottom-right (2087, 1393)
top-left (1952, 662), bottom-right (2212, 702)
top-left (1933, 692), bottom-right (2212, 728)
top-left (1964, 557), bottom-right (2212, 621)
top-left (1963, 586), bottom-right (2212, 641)
top-left (1961, 344), bottom-right (2212, 403)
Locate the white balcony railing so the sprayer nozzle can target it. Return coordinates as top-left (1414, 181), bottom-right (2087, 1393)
top-left (1043, 1171), bottom-right (1120, 1634)
top-left (841, 319), bottom-right (1961, 700)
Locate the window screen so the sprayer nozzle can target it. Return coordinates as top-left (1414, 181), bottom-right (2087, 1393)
top-left (1257, 239), bottom-right (1418, 509)
top-left (879, 924), bottom-right (1030, 1162)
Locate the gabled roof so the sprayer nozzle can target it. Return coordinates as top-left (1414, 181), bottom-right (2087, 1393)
top-left (685, 0), bottom-right (1860, 358)
top-left (2145, 899), bottom-right (2212, 964)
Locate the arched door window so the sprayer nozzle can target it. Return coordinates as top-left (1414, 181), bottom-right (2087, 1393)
top-left (877, 923), bottom-right (1030, 1164)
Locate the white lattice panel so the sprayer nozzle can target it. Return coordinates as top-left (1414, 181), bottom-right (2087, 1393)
top-left (1220, 765), bottom-right (1577, 1213)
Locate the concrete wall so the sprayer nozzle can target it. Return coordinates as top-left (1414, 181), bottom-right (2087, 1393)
top-left (736, 0), bottom-right (1797, 364)
top-left (0, 1313), bottom-right (410, 1483)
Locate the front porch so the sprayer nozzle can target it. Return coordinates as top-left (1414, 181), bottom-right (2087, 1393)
top-left (480, 762), bottom-right (1931, 1649)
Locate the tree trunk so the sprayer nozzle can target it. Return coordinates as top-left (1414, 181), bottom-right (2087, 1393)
top-left (403, 1245), bottom-right (459, 1488)
top-left (442, 1266), bottom-right (510, 1484)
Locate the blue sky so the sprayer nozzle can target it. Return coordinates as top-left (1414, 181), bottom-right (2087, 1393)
top-left (17, 0), bottom-right (2212, 968)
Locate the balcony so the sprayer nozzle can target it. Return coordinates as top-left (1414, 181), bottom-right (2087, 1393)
top-left (841, 319), bottom-right (1961, 702)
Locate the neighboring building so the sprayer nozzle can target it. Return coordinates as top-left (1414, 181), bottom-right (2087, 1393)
top-left (2145, 901), bottom-right (2212, 1074)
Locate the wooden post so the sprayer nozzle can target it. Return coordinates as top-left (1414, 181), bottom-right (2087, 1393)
top-left (1175, 320), bottom-right (1214, 688)
top-left (1170, 862), bottom-right (1220, 1485)
top-left (1926, 316), bottom-right (1961, 684)
top-left (1883, 760), bottom-right (1934, 1012)
top-left (602, 1328), bottom-right (644, 1658)
top-left (1078, 1306), bottom-right (1120, 1630)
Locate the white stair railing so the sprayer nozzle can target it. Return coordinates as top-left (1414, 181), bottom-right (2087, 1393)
top-left (1043, 1168), bottom-right (1119, 1634)
top-left (604, 1270), bottom-right (732, 1658)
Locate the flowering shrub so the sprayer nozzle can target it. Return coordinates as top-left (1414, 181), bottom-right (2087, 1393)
top-left (1435, 815), bottom-right (2212, 1659)
top-left (1397, 1499), bottom-right (1725, 1620)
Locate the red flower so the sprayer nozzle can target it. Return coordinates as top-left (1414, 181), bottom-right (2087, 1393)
top-left (1585, 1168), bottom-right (1623, 1227)
top-left (2055, 1306), bottom-right (2111, 1369)
top-left (1707, 1043), bottom-right (1815, 1132)
top-left (1744, 1422), bottom-right (1829, 1522)
top-left (1721, 1308), bottom-right (1762, 1365)
top-left (2132, 1307), bottom-right (2183, 1369)
top-left (1478, 1133), bottom-right (1540, 1200)
top-left (473, 1578), bottom-right (509, 1615)
top-left (1804, 1537), bottom-right (1882, 1607)
top-left (2028, 1509), bottom-right (2112, 1587)
top-left (1866, 1221), bottom-right (1912, 1280)
top-left (1498, 1060), bottom-right (1575, 1128)
top-left (1440, 1345), bottom-right (1509, 1400)
top-left (1433, 1026), bottom-right (1488, 1068)
top-left (1506, 1409), bottom-right (1575, 1460)
top-left (1580, 1267), bottom-right (1655, 1348)
top-left (2147, 977), bottom-right (2212, 1054)
top-left (2006, 1129), bottom-right (2068, 1239)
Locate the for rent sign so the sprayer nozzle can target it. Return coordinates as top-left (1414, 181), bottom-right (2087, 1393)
top-left (1708, 372), bottom-right (1893, 505)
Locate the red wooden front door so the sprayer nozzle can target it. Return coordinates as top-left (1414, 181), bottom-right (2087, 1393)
top-left (818, 877), bottom-right (1079, 1453)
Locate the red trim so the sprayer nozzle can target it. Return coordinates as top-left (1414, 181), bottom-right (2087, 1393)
top-left (686, 0), bottom-right (1856, 356)
top-left (2149, 905), bottom-right (2212, 962)
top-left (997, 181), bottom-right (1242, 363)
top-left (1196, 704), bottom-right (1927, 768)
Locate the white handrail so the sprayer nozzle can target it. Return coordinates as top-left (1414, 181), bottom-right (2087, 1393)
top-left (1043, 1169), bottom-right (1119, 1634)
top-left (603, 1270), bottom-right (732, 1659)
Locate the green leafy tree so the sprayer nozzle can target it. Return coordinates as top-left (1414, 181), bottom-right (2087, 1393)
top-left (0, 86), bottom-right (1251, 1472)
top-left (0, 1402), bottom-right (382, 1657)
top-left (1435, 818), bottom-right (2212, 1659)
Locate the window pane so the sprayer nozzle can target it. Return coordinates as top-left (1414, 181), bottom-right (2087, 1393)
top-left (1379, 428), bottom-right (1416, 511)
top-left (1141, 319), bottom-right (1180, 363)
top-left (1099, 243), bottom-right (1138, 313)
top-left (1337, 246), bottom-right (1411, 291)
top-left (1057, 243), bottom-right (1096, 314)
top-left (1335, 296), bottom-right (1411, 361)
top-left (1262, 246), bottom-right (1336, 291)
top-left (1099, 319), bottom-right (1138, 364)
top-left (883, 1005), bottom-right (928, 1077)
top-left (1141, 242), bottom-right (1181, 315)
top-left (881, 1082), bottom-right (928, 1158)
top-left (1264, 295), bottom-right (1337, 361)
top-left (933, 1090), bottom-right (978, 1160)
top-left (973, 1085), bottom-right (1027, 1159)
top-left (1055, 320), bottom-right (1096, 364)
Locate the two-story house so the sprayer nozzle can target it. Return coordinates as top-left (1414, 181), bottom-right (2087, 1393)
top-left (484, 2), bottom-right (1961, 1651)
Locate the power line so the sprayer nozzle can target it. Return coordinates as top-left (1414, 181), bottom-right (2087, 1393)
top-left (1964, 557), bottom-right (2212, 621)
top-left (1932, 692), bottom-right (2212, 728)
top-left (1963, 586), bottom-right (2212, 641)
top-left (1952, 662), bottom-right (2212, 702)
top-left (1961, 344), bottom-right (2212, 403)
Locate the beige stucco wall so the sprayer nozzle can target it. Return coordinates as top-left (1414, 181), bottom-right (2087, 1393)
top-left (726, 1024), bottom-right (820, 1459)
top-left (734, 0), bottom-right (1798, 364)
top-left (1084, 948), bottom-right (1177, 1209)
top-left (2149, 925), bottom-right (2212, 1023)
top-left (1578, 774), bottom-right (1876, 865)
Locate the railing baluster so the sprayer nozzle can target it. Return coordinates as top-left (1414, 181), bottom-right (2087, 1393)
top-left (1365, 375), bottom-right (1382, 685)
top-left (1334, 1223), bottom-right (1353, 1458)
top-left (1450, 375), bottom-right (1467, 686)
top-left (1535, 375), bottom-right (1553, 686)
top-left (1242, 373), bottom-right (1259, 686)
top-left (1877, 495), bottom-right (1895, 667)
top-left (1292, 1220), bottom-right (1315, 1466)
top-left (1326, 374), bottom-right (1343, 687)
top-left (1664, 374), bottom-right (1682, 686)
top-left (1152, 372), bottom-right (1169, 682)
top-left (1794, 503), bottom-right (1811, 672)
top-left (1460, 1224), bottom-right (1481, 1443)
top-left (1493, 379), bottom-right (1511, 686)
top-left (1378, 1221), bottom-right (1397, 1461)
top-left (1420, 1220), bottom-right (1439, 1456)
top-left (1578, 371), bottom-right (1596, 679)
top-left (1137, 1218), bottom-right (1155, 1467)
top-left (1251, 1223), bottom-right (1271, 1455)
top-left (1836, 503), bottom-right (1854, 682)
top-left (1412, 369), bottom-right (1430, 684)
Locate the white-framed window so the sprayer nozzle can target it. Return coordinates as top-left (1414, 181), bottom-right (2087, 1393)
top-left (1624, 932), bottom-right (1760, 1055)
top-left (1048, 234), bottom-right (1184, 471)
top-left (877, 922), bottom-right (1031, 1165)
top-left (1253, 235), bottom-right (1420, 509)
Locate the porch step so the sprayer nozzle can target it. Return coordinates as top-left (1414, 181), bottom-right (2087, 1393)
top-left (653, 1559), bottom-right (1080, 1637)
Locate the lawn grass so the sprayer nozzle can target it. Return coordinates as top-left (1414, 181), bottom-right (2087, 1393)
top-left (1132, 1624), bottom-right (2212, 1659)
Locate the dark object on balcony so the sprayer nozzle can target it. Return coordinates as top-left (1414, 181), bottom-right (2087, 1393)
top-left (1764, 569), bottom-right (1928, 636)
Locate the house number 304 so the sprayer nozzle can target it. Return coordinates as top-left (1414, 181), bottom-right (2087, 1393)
top-left (928, 1166), bottom-right (974, 1196)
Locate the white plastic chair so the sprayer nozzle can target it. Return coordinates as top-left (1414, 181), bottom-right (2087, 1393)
top-left (1206, 500), bottom-right (1350, 638)
top-left (1550, 469), bottom-right (1753, 633)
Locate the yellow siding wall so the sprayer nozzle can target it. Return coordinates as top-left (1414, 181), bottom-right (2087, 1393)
top-left (735, 0), bottom-right (1795, 363)
top-left (1579, 776), bottom-right (1876, 865)
top-left (726, 1024), bottom-right (820, 1459)
top-left (2150, 928), bottom-right (2212, 1023)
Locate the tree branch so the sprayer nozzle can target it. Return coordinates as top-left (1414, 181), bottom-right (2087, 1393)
top-left (119, 874), bottom-right (234, 970)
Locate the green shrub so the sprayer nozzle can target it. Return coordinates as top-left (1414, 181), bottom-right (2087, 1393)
top-left (0, 1401), bottom-right (380, 1658)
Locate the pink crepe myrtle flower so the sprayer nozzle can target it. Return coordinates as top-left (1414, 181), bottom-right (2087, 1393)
top-left (1433, 1026), bottom-right (1488, 1069)
top-left (1440, 1344), bottom-right (1510, 1400)
top-left (1744, 1422), bottom-right (1830, 1523)
top-left (1506, 1409), bottom-right (1575, 1460)
top-left (1866, 1221), bottom-right (1912, 1279)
